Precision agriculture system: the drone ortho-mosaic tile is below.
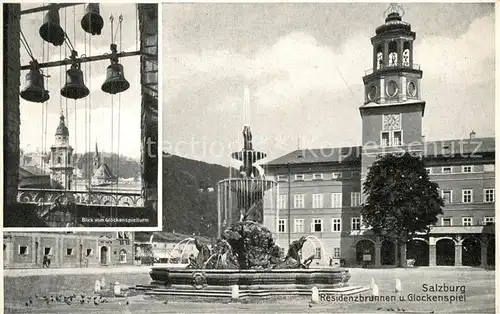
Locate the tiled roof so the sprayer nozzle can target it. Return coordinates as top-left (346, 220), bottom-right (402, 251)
top-left (266, 137), bottom-right (495, 166)
top-left (266, 146), bottom-right (361, 166)
top-left (93, 163), bottom-right (117, 180)
top-left (21, 165), bottom-right (51, 176)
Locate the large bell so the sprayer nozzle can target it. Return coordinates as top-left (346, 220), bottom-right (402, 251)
top-left (39, 5), bottom-right (65, 46)
top-left (81, 3), bottom-right (104, 35)
top-left (20, 67), bottom-right (50, 103)
top-left (60, 65), bottom-right (89, 99)
top-left (101, 63), bottom-right (130, 94)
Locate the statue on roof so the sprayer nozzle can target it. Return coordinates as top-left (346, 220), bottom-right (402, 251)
top-left (384, 3), bottom-right (405, 18)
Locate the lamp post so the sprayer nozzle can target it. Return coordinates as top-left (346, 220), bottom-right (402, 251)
top-left (287, 162), bottom-right (291, 246)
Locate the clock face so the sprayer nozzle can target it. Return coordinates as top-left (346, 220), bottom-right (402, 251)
top-left (368, 85), bottom-right (377, 101)
top-left (383, 114), bottom-right (401, 130)
top-left (407, 81), bottom-right (417, 97)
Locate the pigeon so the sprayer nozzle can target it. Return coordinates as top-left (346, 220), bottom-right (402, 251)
top-left (94, 300), bottom-right (100, 306)
top-left (126, 300), bottom-right (129, 305)
top-left (25, 302), bottom-right (29, 307)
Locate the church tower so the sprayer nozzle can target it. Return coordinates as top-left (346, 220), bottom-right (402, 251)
top-left (93, 142), bottom-right (101, 169)
top-left (360, 4), bottom-right (426, 182)
top-left (49, 114), bottom-right (74, 189)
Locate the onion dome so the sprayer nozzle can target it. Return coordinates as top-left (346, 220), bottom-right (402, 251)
top-left (376, 4), bottom-right (412, 35)
top-left (55, 114), bottom-right (69, 136)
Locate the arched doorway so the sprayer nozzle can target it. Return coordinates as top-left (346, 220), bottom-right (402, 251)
top-left (381, 239), bottom-right (396, 265)
top-left (356, 240), bottom-right (374, 266)
top-left (119, 249), bottom-right (127, 263)
top-left (100, 246), bottom-right (108, 265)
top-left (462, 237), bottom-right (481, 267)
top-left (436, 239), bottom-right (455, 266)
top-left (487, 238), bottom-right (495, 266)
top-left (406, 239), bottom-right (429, 266)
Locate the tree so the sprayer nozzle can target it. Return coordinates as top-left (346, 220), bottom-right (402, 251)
top-left (362, 152), bottom-right (444, 266)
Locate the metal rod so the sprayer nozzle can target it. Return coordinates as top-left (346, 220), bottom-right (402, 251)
top-left (21, 50), bottom-right (145, 70)
top-left (21, 3), bottom-right (84, 15)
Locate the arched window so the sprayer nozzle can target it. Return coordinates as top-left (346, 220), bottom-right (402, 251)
top-left (403, 41), bottom-right (411, 67)
top-left (376, 45), bottom-right (384, 70)
top-left (119, 249), bottom-right (127, 263)
top-left (388, 41), bottom-right (398, 67)
top-left (57, 155), bottom-right (62, 164)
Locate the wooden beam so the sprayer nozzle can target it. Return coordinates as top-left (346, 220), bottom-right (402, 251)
top-left (20, 3), bottom-right (84, 15)
top-left (21, 50), bottom-right (143, 70)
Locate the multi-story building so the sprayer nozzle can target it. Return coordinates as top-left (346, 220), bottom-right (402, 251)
top-left (3, 232), bottom-right (135, 269)
top-left (264, 7), bottom-right (495, 268)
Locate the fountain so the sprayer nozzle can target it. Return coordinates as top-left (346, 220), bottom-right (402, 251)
top-left (148, 89), bottom-right (351, 297)
top-left (149, 127), bottom-right (351, 294)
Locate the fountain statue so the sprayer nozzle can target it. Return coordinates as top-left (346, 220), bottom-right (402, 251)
top-left (150, 90), bottom-right (350, 292)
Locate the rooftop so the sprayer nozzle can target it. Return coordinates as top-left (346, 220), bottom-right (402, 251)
top-left (266, 137), bottom-right (495, 166)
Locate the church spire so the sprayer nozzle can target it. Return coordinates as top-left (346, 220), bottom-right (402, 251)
top-left (94, 142), bottom-right (101, 168)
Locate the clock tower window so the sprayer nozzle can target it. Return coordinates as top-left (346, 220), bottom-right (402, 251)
top-left (380, 130), bottom-right (403, 147)
top-left (393, 131), bottom-right (402, 146)
top-left (403, 41), bottom-right (411, 67)
top-left (381, 132), bottom-right (390, 147)
top-left (376, 44), bottom-right (383, 70)
top-left (388, 41), bottom-right (398, 67)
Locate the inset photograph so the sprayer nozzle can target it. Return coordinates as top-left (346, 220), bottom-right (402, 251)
top-left (3, 3), bottom-right (159, 228)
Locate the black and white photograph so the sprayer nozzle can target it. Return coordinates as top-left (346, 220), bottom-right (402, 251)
top-left (160, 2), bottom-right (495, 313)
top-left (3, 3), bottom-right (159, 228)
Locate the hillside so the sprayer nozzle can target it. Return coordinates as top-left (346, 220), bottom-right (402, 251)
top-left (162, 153), bottom-right (233, 237)
top-left (74, 152), bottom-right (140, 179)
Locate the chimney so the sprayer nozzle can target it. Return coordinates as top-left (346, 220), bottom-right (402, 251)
top-left (470, 130), bottom-right (476, 140)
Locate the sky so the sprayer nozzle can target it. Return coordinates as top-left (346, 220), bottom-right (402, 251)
top-left (163, 3), bottom-right (495, 167)
top-left (19, 3), bottom-right (142, 159)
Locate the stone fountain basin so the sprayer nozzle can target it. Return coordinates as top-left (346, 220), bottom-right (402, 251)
top-left (150, 267), bottom-right (350, 288)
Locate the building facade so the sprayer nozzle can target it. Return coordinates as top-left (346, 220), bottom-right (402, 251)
top-left (3, 232), bottom-right (135, 269)
top-left (264, 8), bottom-right (495, 268)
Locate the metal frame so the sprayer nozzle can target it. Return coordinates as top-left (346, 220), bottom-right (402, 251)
top-left (20, 3), bottom-right (84, 15)
top-left (21, 51), bottom-right (151, 70)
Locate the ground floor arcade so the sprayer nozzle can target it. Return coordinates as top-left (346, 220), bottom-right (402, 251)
top-left (352, 233), bottom-right (495, 268)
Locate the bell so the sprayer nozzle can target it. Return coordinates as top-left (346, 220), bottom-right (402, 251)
top-left (81, 3), bottom-right (104, 35)
top-left (20, 67), bottom-right (50, 103)
top-left (101, 63), bottom-right (130, 94)
top-left (60, 65), bottom-right (89, 99)
top-left (39, 5), bottom-right (65, 46)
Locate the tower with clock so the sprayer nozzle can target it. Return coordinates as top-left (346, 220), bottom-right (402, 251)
top-left (359, 4), bottom-right (426, 181)
top-left (49, 114), bottom-right (74, 190)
